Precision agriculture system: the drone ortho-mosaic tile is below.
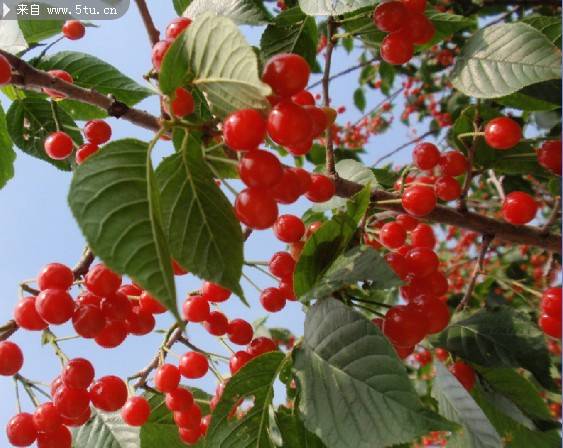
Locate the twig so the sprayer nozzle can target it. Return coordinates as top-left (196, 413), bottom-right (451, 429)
top-left (0, 321), bottom-right (19, 342)
top-left (133, 0), bottom-right (161, 47)
top-left (541, 198), bottom-right (561, 235)
top-left (323, 17), bottom-right (337, 176)
top-left (372, 129), bottom-right (433, 167)
top-left (308, 56), bottom-right (377, 89)
top-left (456, 234), bottom-right (494, 311)
top-left (20, 283), bottom-right (40, 296)
top-left (457, 103), bottom-right (481, 212)
top-left (355, 87), bottom-right (403, 128)
top-left (487, 169), bottom-right (506, 201)
top-left (72, 247), bottom-right (95, 279)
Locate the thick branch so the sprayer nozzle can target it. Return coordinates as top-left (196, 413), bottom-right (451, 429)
top-left (323, 17), bottom-right (337, 175)
top-left (133, 0), bottom-right (161, 47)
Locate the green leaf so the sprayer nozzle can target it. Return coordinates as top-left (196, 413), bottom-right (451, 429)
top-left (36, 51), bottom-right (153, 106)
top-left (478, 368), bottom-right (553, 422)
top-left (6, 98), bottom-right (82, 171)
top-left (274, 407), bottom-right (326, 448)
top-left (184, 0), bottom-right (272, 25)
top-left (451, 23), bottom-right (561, 99)
top-left (521, 16), bottom-right (562, 49)
top-left (298, 0), bottom-right (377, 16)
top-left (426, 8), bottom-right (477, 43)
top-left (341, 7), bottom-right (385, 48)
top-left (159, 13), bottom-right (271, 118)
top-left (58, 99), bottom-right (108, 120)
top-left (353, 88), bottom-right (366, 112)
top-left (156, 132), bottom-right (245, 299)
top-left (300, 245), bottom-right (401, 303)
top-left (432, 362), bottom-right (502, 448)
top-left (293, 299), bottom-right (456, 448)
top-left (497, 80), bottom-right (562, 112)
top-left (205, 352), bottom-right (286, 448)
top-left (0, 20), bottom-right (28, 53)
top-left (294, 186), bottom-right (370, 299)
top-left (260, 6), bottom-right (318, 70)
top-left (431, 307), bottom-right (555, 390)
top-left (68, 139), bottom-right (178, 319)
top-left (18, 18), bottom-right (63, 43)
top-left (73, 408), bottom-right (140, 447)
top-left (173, 0), bottom-right (192, 15)
top-left (0, 105), bottom-right (16, 190)
top-left (473, 387), bottom-right (562, 448)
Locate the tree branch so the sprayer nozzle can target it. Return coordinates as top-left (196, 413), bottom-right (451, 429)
top-left (72, 247), bottom-right (94, 279)
top-left (372, 128), bottom-right (433, 167)
top-left (308, 56), bottom-right (378, 89)
top-left (133, 0), bottom-right (161, 47)
top-left (323, 17), bottom-right (337, 176)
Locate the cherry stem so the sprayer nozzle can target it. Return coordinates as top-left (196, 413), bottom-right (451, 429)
top-left (43, 329), bottom-right (69, 365)
top-left (15, 375), bottom-right (41, 407)
top-left (177, 336), bottom-right (230, 361)
top-left (457, 131), bottom-right (486, 139)
top-left (244, 263), bottom-right (277, 281)
top-left (241, 272), bottom-right (262, 293)
top-left (350, 296), bottom-right (392, 308)
top-left (14, 374), bottom-right (51, 401)
top-left (353, 302), bottom-right (385, 317)
top-left (205, 155), bottom-right (239, 166)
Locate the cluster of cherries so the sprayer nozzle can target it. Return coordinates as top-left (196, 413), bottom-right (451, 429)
top-left (539, 287), bottom-right (562, 340)
top-left (373, 0), bottom-right (435, 65)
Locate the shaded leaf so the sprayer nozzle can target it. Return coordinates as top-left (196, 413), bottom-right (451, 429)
top-left (274, 407), bottom-right (326, 448)
top-left (184, 0), bottom-right (271, 25)
top-left (298, 0), bottom-right (377, 16)
top-left (19, 18), bottom-right (63, 43)
top-left (0, 105), bottom-right (16, 189)
top-left (521, 16), bottom-right (562, 49)
top-left (73, 408), bottom-right (139, 447)
top-left (497, 80), bottom-right (562, 112)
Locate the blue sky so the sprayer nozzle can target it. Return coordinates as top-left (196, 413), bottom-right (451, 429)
top-left (0, 2), bottom-right (425, 443)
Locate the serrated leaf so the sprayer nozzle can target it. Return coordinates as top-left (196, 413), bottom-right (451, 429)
top-left (300, 246), bottom-right (401, 303)
top-left (6, 98), bottom-right (82, 170)
top-left (18, 18), bottom-right (63, 43)
top-left (451, 23), bottom-right (561, 99)
top-left (156, 132), bottom-right (245, 299)
top-left (274, 407), bottom-right (326, 448)
top-left (521, 16), bottom-right (562, 49)
top-left (261, 7), bottom-right (318, 71)
top-left (433, 362), bottom-right (502, 448)
top-left (294, 299), bottom-right (456, 448)
top-left (73, 408), bottom-right (140, 447)
top-left (36, 51), bottom-right (153, 106)
top-left (0, 20), bottom-right (27, 53)
top-left (298, 0), bottom-right (376, 16)
top-left (478, 368), bottom-right (553, 422)
top-left (159, 13), bottom-right (271, 118)
top-left (184, 0), bottom-right (271, 25)
top-left (432, 307), bottom-right (555, 390)
top-left (68, 139), bottom-right (178, 318)
top-left (294, 186), bottom-right (370, 298)
top-left (0, 105), bottom-right (15, 190)
top-left (205, 352), bottom-right (286, 448)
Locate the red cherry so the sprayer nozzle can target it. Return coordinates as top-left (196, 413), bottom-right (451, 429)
top-left (305, 105), bottom-right (329, 138)
top-left (542, 287), bottom-right (562, 318)
top-left (33, 403), bottom-right (62, 433)
top-left (100, 291), bottom-right (132, 322)
top-left (267, 100), bottom-right (313, 147)
top-left (395, 214), bottom-right (419, 231)
top-left (54, 385), bottom-right (90, 419)
top-left (84, 120), bottom-right (112, 145)
top-left (62, 20), bottom-right (85, 40)
top-left (373, 1), bottom-right (407, 32)
top-left (178, 426), bottom-right (202, 445)
top-left (278, 277), bottom-right (296, 301)
top-left (14, 297), bottom-right (48, 331)
top-left (380, 222), bottom-right (407, 249)
top-left (152, 39), bottom-right (172, 71)
top-left (394, 344), bottom-right (415, 360)
top-left (89, 376), bottom-right (128, 412)
top-left (405, 247), bottom-right (439, 277)
top-left (235, 188), bottom-right (278, 230)
top-left (413, 142), bottom-right (440, 170)
top-left (435, 175), bottom-right (462, 201)
top-left (94, 320), bottom-right (128, 348)
top-left (292, 167), bottom-right (312, 195)
top-left (85, 264), bottom-right (122, 297)
top-left (0, 341), bottom-right (23, 376)
top-left (126, 307), bottom-right (156, 335)
top-left (35, 289), bottom-right (74, 325)
top-left (411, 223), bottom-right (436, 248)
top-left (200, 415), bottom-right (211, 435)
top-left (405, 13), bottom-right (435, 45)
top-left (122, 396), bottom-right (151, 426)
top-left (262, 53), bottom-right (310, 97)
top-left (72, 304), bottom-right (104, 338)
top-left (403, 0), bottom-right (426, 12)
top-left (426, 271), bottom-right (449, 296)
top-left (36, 424), bottom-right (71, 448)
top-left (179, 352), bottom-right (209, 379)
top-left (305, 174), bottom-right (335, 202)
top-left (6, 413), bottom-right (37, 447)
top-left (402, 185), bottom-right (436, 217)
top-left (62, 358), bottom-right (94, 389)
top-left (269, 252), bottom-right (296, 278)
top-left (273, 214), bottom-right (305, 243)
top-left (411, 296), bottom-right (450, 334)
top-left (165, 387), bottom-right (194, 412)
top-left (43, 70), bottom-right (73, 99)
top-left (37, 263), bottom-right (73, 291)
top-left (60, 406), bottom-right (90, 428)
top-left (383, 305), bottom-right (427, 347)
top-left (292, 90), bottom-right (315, 106)
top-left (44, 132), bottom-right (74, 160)
top-left (174, 404), bottom-right (202, 429)
top-left (502, 191), bottom-right (538, 225)
top-left (165, 17), bottom-right (192, 39)
top-left (223, 109), bottom-right (267, 151)
top-left (203, 311), bottom-right (229, 336)
top-left (155, 364), bottom-right (181, 393)
top-left (247, 337), bottom-right (277, 357)
top-left (270, 168), bottom-right (302, 204)
top-left (539, 314), bottom-right (561, 339)
top-left (260, 287), bottom-right (286, 313)
top-left (169, 87), bottom-right (195, 117)
top-left (230, 351), bottom-right (252, 374)
top-left (439, 151), bottom-right (468, 176)
top-left (384, 252), bottom-right (409, 280)
top-left (537, 140), bottom-right (562, 175)
top-left (202, 281), bottom-right (231, 303)
top-left (286, 138), bottom-right (313, 156)
top-left (182, 295), bottom-right (210, 322)
top-left (238, 150), bottom-right (283, 188)
top-left (0, 54), bottom-right (12, 85)
top-left (172, 260), bottom-right (188, 276)
top-left (139, 291), bottom-right (167, 314)
top-left (484, 117), bottom-right (522, 150)
top-left (75, 143), bottom-right (99, 164)
top-left (449, 361), bottom-right (476, 391)
top-left (227, 319), bottom-right (254, 345)
top-left (380, 32), bottom-right (414, 65)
